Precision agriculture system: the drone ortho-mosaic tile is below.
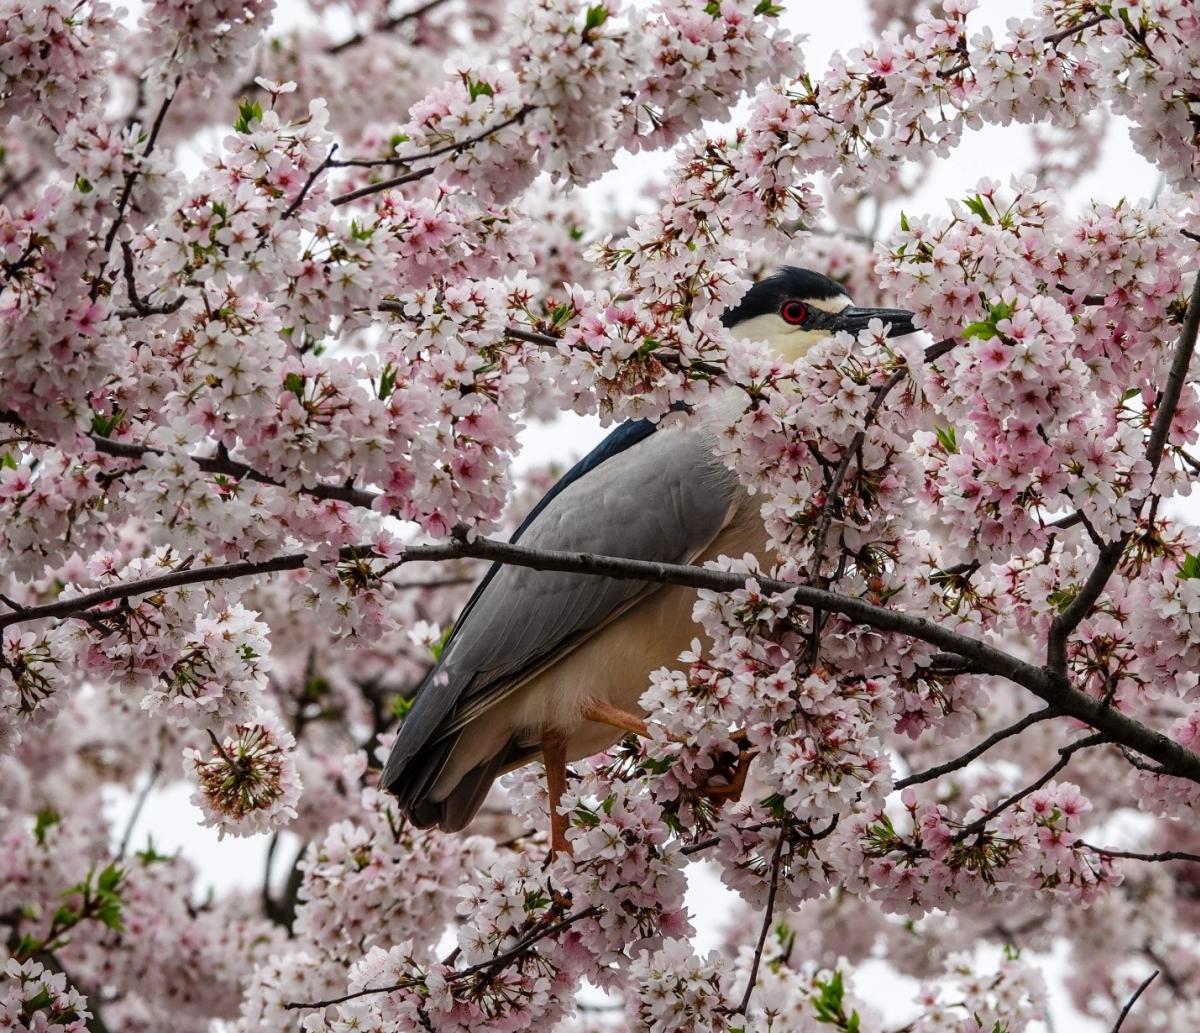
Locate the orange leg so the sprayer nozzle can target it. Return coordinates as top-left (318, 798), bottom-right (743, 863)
top-left (580, 698), bottom-right (650, 738)
top-left (541, 728), bottom-right (572, 856)
top-left (582, 701), bottom-right (756, 806)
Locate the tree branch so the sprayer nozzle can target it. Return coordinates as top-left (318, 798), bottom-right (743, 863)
top-left (284, 904), bottom-right (604, 1010)
top-left (325, 0), bottom-right (454, 55)
top-left (8, 530), bottom-right (1200, 784)
top-left (1080, 843), bottom-right (1200, 866)
top-left (953, 732), bottom-right (1106, 843)
top-left (730, 820), bottom-right (787, 1016)
top-left (92, 83), bottom-right (179, 299)
top-left (939, 12), bottom-right (1110, 78)
top-left (1112, 970), bottom-right (1158, 1033)
top-left (895, 707), bottom-right (1057, 790)
top-left (330, 108), bottom-right (534, 208)
top-left (1048, 271), bottom-right (1200, 672)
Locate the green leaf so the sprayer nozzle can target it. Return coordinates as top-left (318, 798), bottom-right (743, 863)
top-left (568, 226), bottom-right (584, 241)
top-left (389, 132), bottom-right (410, 150)
top-left (90, 409), bottom-right (126, 438)
top-left (283, 372), bottom-right (306, 401)
top-left (583, 4), bottom-right (608, 32)
top-left (349, 218), bottom-right (375, 242)
top-left (962, 193), bottom-right (994, 225)
top-left (754, 0), bottom-right (785, 13)
top-left (33, 808), bottom-right (61, 846)
top-left (21, 986), bottom-right (53, 1018)
top-left (391, 694), bottom-right (415, 720)
top-left (136, 835), bottom-right (171, 864)
top-left (96, 862), bottom-right (123, 895)
top-left (377, 361), bottom-right (398, 401)
top-left (933, 425), bottom-right (958, 454)
top-left (429, 623), bottom-right (453, 661)
top-left (1178, 552), bottom-right (1200, 580)
top-left (1, 452), bottom-right (16, 470)
top-left (234, 99), bottom-right (263, 133)
top-left (961, 320), bottom-right (997, 341)
top-left (74, 175), bottom-right (93, 193)
top-left (1048, 586), bottom-right (1078, 613)
top-left (899, 211), bottom-right (910, 232)
top-left (704, 1), bottom-right (720, 14)
top-left (466, 77), bottom-right (494, 102)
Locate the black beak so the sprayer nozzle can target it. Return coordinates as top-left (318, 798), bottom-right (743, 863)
top-left (833, 306), bottom-right (918, 338)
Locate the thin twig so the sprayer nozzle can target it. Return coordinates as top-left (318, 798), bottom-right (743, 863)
top-left (326, 0), bottom-right (453, 55)
top-left (280, 144), bottom-right (339, 221)
top-left (92, 83), bottom-right (179, 298)
top-left (1111, 970), bottom-right (1158, 1033)
top-left (284, 904), bottom-right (603, 1009)
top-left (953, 733), bottom-right (1106, 842)
top-left (116, 760), bottom-right (162, 859)
top-left (732, 821), bottom-right (788, 1015)
top-left (941, 12), bottom-right (1110, 78)
top-left (331, 107), bottom-right (533, 169)
top-left (331, 167), bottom-right (433, 207)
top-left (330, 107), bottom-right (534, 207)
top-left (1080, 843), bottom-right (1200, 866)
top-left (895, 707), bottom-right (1057, 789)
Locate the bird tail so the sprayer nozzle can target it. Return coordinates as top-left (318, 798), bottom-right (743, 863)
top-left (383, 729), bottom-right (528, 833)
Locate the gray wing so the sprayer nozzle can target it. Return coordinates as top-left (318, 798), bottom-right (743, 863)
top-left (382, 421), bottom-right (740, 824)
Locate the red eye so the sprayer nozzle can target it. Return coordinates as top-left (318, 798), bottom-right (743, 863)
top-left (780, 300), bottom-right (808, 325)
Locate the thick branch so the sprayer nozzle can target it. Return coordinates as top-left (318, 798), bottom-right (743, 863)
top-left (8, 530), bottom-right (1200, 783)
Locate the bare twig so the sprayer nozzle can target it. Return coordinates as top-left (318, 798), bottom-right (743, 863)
top-left (330, 108), bottom-right (533, 208)
top-left (895, 707), bottom-right (1057, 789)
top-left (118, 240), bottom-right (186, 317)
top-left (330, 167), bottom-right (434, 207)
top-left (326, 0), bottom-right (453, 55)
top-left (93, 83), bottom-right (179, 298)
top-left (284, 904), bottom-right (604, 1009)
top-left (1112, 970), bottom-right (1158, 1033)
top-left (116, 760), bottom-right (162, 859)
top-left (731, 821), bottom-right (788, 1015)
top-left (331, 107), bottom-right (533, 169)
top-left (1080, 843), bottom-right (1200, 866)
top-left (281, 145), bottom-right (339, 221)
top-left (953, 733), bottom-right (1106, 842)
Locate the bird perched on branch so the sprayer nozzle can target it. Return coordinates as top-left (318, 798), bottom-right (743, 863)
top-left (382, 267), bottom-right (917, 853)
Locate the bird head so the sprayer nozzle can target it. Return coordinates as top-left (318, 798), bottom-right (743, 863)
top-left (721, 266), bottom-right (917, 362)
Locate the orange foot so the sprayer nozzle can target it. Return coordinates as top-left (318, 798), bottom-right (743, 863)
top-left (696, 732), bottom-right (757, 805)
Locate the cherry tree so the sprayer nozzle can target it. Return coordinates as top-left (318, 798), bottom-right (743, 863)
top-left (2, 0), bottom-right (1199, 1030)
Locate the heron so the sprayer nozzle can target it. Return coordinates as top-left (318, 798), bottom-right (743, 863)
top-left (382, 267), bottom-right (917, 853)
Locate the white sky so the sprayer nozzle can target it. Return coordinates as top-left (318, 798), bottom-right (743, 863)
top-left (104, 2), bottom-right (1169, 1027)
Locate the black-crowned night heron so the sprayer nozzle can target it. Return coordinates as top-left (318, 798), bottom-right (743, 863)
top-left (383, 267), bottom-right (917, 853)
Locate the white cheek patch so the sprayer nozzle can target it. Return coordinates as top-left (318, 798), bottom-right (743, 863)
top-left (808, 294), bottom-right (851, 314)
top-left (728, 313), bottom-right (833, 362)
